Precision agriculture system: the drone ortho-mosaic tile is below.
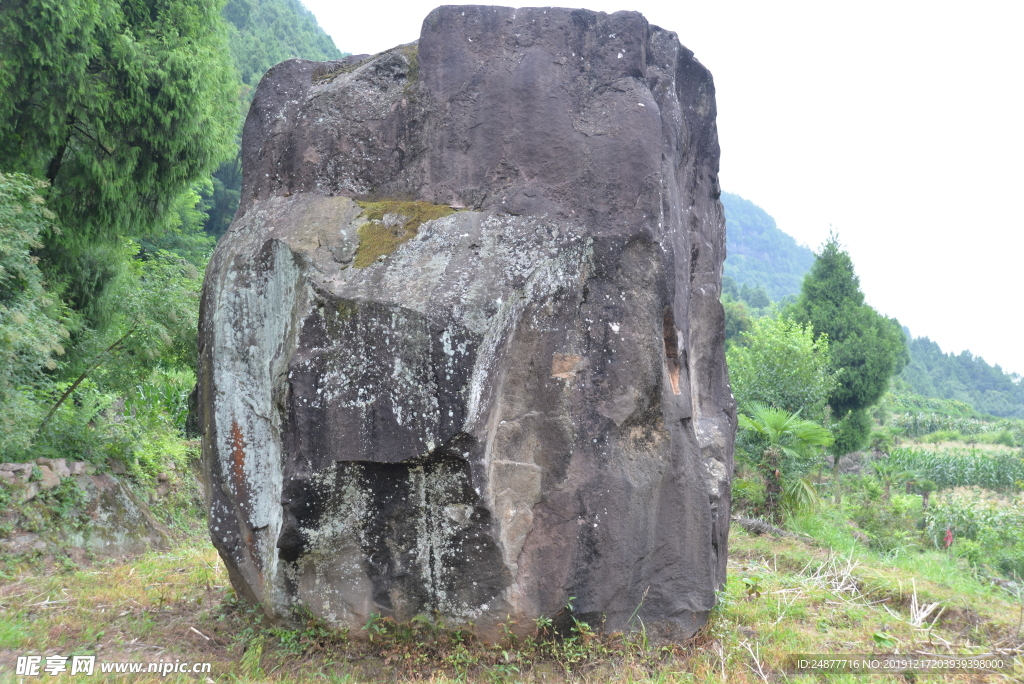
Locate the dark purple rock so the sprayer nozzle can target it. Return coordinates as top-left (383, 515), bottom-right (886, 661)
top-left (199, 5), bottom-right (734, 640)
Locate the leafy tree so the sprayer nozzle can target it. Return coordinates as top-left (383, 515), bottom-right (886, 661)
top-left (727, 312), bottom-right (836, 422)
top-left (792, 234), bottom-right (908, 453)
top-left (40, 240), bottom-right (205, 429)
top-left (737, 402), bottom-right (834, 522)
top-left (722, 297), bottom-right (753, 346)
top-left (138, 180), bottom-right (217, 267)
top-left (739, 282), bottom-right (771, 309)
top-left (1, 0), bottom-right (238, 242)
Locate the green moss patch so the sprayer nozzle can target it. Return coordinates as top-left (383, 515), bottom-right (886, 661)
top-left (400, 45), bottom-right (419, 84)
top-left (353, 200), bottom-right (454, 268)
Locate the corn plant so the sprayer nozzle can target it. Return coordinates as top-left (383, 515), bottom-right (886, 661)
top-left (889, 447), bottom-right (1024, 492)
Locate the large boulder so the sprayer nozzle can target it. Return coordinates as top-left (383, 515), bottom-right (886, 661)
top-left (199, 5), bottom-right (734, 639)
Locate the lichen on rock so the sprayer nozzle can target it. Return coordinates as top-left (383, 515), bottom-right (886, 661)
top-left (199, 5), bottom-right (735, 641)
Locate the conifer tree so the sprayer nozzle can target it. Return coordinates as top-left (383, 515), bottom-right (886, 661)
top-left (793, 234), bottom-right (908, 453)
top-left (1, 0), bottom-right (238, 243)
top-left (0, 0), bottom-right (238, 328)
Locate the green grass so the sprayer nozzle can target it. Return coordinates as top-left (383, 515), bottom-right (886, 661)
top-left (1, 514), bottom-right (1019, 683)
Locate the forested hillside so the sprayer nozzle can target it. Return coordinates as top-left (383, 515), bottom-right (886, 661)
top-left (205, 0), bottom-right (345, 236)
top-left (224, 0), bottom-right (343, 90)
top-left (722, 191), bottom-right (815, 302)
top-left (898, 334), bottom-right (1024, 418)
top-left (722, 193), bottom-right (1024, 420)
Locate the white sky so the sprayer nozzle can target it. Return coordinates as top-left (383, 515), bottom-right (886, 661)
top-left (299, 0), bottom-right (1024, 376)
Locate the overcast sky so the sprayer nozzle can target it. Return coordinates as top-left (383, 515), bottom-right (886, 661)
top-left (299, 0), bottom-right (1024, 376)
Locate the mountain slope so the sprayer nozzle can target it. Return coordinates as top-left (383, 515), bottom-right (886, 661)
top-left (722, 192), bottom-right (815, 302)
top-left (223, 0), bottom-right (343, 91)
top-left (721, 192), bottom-right (1024, 420)
top-left (900, 334), bottom-right (1024, 419)
top-left (205, 0), bottom-right (345, 236)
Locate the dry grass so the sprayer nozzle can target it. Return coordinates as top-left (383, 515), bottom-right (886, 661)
top-left (0, 523), bottom-right (1021, 682)
top-left (0, 538), bottom-right (232, 682)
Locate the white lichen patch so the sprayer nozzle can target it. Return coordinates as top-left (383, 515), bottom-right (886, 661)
top-left (210, 236), bottom-right (303, 609)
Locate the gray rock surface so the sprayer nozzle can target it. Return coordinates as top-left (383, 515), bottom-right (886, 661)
top-left (0, 469), bottom-right (171, 557)
top-left (61, 474), bottom-right (172, 556)
top-left (0, 463), bottom-right (33, 483)
top-left (37, 465), bottom-right (60, 491)
top-left (199, 5), bottom-right (734, 639)
top-left (37, 457), bottom-right (71, 479)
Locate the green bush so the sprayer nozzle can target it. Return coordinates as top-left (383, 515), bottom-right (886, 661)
top-left (978, 430), bottom-right (1017, 448)
top-left (843, 484), bottom-right (920, 553)
top-left (125, 368), bottom-right (196, 435)
top-left (924, 487), bottom-right (1024, 578)
top-left (26, 379), bottom-right (129, 462)
top-left (731, 476), bottom-right (766, 514)
top-left (924, 488), bottom-right (1024, 545)
top-left (919, 430), bottom-right (962, 443)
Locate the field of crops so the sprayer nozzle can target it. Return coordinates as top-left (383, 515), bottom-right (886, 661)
top-left (890, 411), bottom-right (1024, 440)
top-left (888, 446), bottom-right (1024, 491)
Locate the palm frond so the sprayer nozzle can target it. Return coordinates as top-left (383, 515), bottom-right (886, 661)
top-left (783, 476), bottom-right (820, 514)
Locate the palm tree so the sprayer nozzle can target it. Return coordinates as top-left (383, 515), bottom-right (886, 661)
top-left (911, 476), bottom-right (938, 509)
top-left (738, 402), bottom-right (834, 523)
top-left (869, 458), bottom-right (915, 502)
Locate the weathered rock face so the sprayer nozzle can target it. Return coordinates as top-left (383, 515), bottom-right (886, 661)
top-left (0, 463), bottom-right (172, 558)
top-left (199, 5), bottom-right (734, 639)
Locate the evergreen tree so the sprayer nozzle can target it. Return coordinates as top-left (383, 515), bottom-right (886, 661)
top-left (0, 0), bottom-right (239, 328)
top-left (0, 0), bottom-right (239, 242)
top-left (0, 173), bottom-right (72, 451)
top-left (793, 234), bottom-right (908, 453)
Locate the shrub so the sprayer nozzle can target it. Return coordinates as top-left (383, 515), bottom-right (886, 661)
top-left (844, 485), bottom-right (920, 553)
top-left (924, 488), bottom-right (1024, 546)
top-left (923, 487), bottom-right (1024, 577)
top-left (731, 476), bottom-right (766, 515)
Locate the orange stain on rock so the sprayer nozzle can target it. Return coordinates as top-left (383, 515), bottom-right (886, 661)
top-left (230, 420), bottom-right (247, 487)
top-left (228, 419), bottom-right (259, 567)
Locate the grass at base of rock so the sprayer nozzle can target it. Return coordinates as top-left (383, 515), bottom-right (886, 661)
top-left (352, 200), bottom-right (454, 268)
top-left (2, 517), bottom-right (1020, 682)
